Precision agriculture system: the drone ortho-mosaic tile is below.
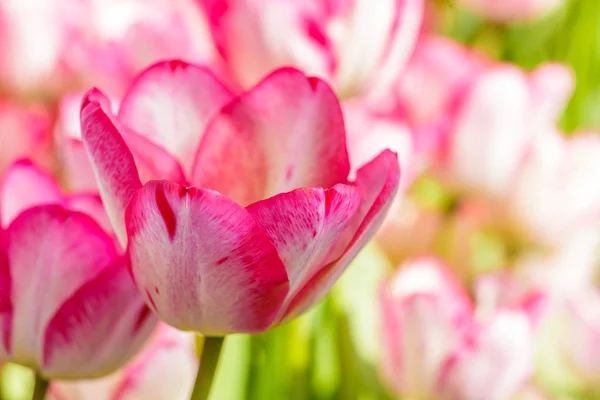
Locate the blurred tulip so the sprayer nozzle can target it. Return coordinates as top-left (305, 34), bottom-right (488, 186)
top-left (0, 0), bottom-right (215, 98)
top-left (560, 288), bottom-right (600, 390)
top-left (0, 99), bottom-right (53, 176)
top-left (456, 0), bottom-right (565, 23)
top-left (199, 0), bottom-right (423, 99)
top-left (397, 35), bottom-right (487, 131)
top-left (50, 324), bottom-right (197, 400)
top-left (380, 258), bottom-right (535, 400)
top-left (0, 161), bottom-right (157, 379)
top-left (79, 62), bottom-right (400, 335)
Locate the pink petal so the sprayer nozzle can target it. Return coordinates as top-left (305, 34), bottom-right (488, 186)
top-left (246, 184), bottom-right (361, 322)
top-left (0, 248), bottom-right (11, 361)
top-left (438, 311), bottom-right (534, 400)
top-left (0, 160), bottom-right (63, 227)
top-left (66, 194), bottom-right (114, 236)
top-left (80, 94), bottom-right (143, 246)
top-left (4, 205), bottom-right (121, 373)
top-left (43, 257), bottom-right (156, 379)
top-left (191, 68), bottom-right (349, 205)
top-left (277, 149), bottom-right (400, 320)
top-left (118, 60), bottom-right (233, 174)
top-left (125, 180), bottom-right (289, 335)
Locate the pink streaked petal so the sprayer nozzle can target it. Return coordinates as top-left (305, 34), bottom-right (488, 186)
top-left (277, 150), bottom-right (400, 321)
top-left (80, 94), bottom-right (142, 246)
top-left (118, 60), bottom-right (233, 174)
top-left (5, 205), bottom-right (119, 369)
top-left (43, 257), bottom-right (157, 379)
top-left (125, 180), bottom-right (289, 335)
top-left (438, 311), bottom-right (534, 400)
top-left (246, 185), bottom-right (361, 322)
top-left (191, 68), bottom-right (349, 205)
top-left (0, 160), bottom-right (63, 227)
top-left (83, 88), bottom-right (187, 185)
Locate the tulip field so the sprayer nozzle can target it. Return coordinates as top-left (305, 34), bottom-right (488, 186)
top-left (0, 0), bottom-right (599, 399)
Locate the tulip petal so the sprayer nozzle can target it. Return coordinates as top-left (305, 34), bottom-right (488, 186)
top-left (4, 205), bottom-right (120, 369)
top-left (438, 311), bottom-right (534, 400)
top-left (278, 150), bottom-right (400, 320)
top-left (118, 60), bottom-right (233, 174)
top-left (246, 184), bottom-right (361, 320)
top-left (126, 180), bottom-right (289, 335)
top-left (43, 257), bottom-right (156, 379)
top-left (191, 68), bottom-right (349, 205)
top-left (0, 160), bottom-right (63, 227)
top-left (80, 94), bottom-right (142, 246)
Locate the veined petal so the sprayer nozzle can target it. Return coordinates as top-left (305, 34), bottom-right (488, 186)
top-left (246, 185), bottom-right (361, 322)
top-left (191, 68), bottom-right (349, 205)
top-left (118, 60), bottom-right (233, 174)
top-left (0, 160), bottom-right (63, 227)
top-left (125, 180), bottom-right (289, 335)
top-left (277, 150), bottom-right (400, 321)
top-left (80, 93), bottom-right (142, 246)
top-left (43, 257), bottom-right (156, 379)
top-left (4, 205), bottom-right (119, 370)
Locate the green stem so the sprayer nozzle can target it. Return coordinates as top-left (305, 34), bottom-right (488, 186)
top-left (190, 336), bottom-right (225, 400)
top-left (31, 372), bottom-right (49, 400)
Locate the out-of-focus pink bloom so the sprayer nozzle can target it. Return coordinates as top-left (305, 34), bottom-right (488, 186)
top-left (456, 0), bottom-right (565, 23)
top-left (397, 35), bottom-right (487, 131)
top-left (380, 258), bottom-right (535, 400)
top-left (50, 324), bottom-right (197, 400)
top-left (560, 288), bottom-right (600, 389)
top-left (80, 62), bottom-right (400, 335)
top-left (0, 99), bottom-right (53, 175)
top-left (0, 0), bottom-right (215, 98)
top-left (199, 0), bottom-right (423, 99)
top-left (0, 162), bottom-right (157, 379)
top-left (443, 63), bottom-right (573, 196)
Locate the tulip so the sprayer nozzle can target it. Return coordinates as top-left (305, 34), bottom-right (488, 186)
top-left (198, 0), bottom-right (423, 99)
top-left (0, 160), bottom-right (157, 380)
top-left (0, 0), bottom-right (215, 98)
top-left (80, 62), bottom-right (400, 336)
top-left (380, 258), bottom-right (535, 400)
top-left (455, 0), bottom-right (565, 23)
top-left (50, 324), bottom-right (197, 400)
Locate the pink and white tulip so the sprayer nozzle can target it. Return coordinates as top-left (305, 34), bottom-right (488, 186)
top-left (199, 0), bottom-right (424, 99)
top-left (380, 258), bottom-right (536, 400)
top-left (456, 0), bottom-right (565, 23)
top-left (50, 324), bottom-right (197, 400)
top-left (0, 0), bottom-right (215, 98)
top-left (80, 62), bottom-right (400, 335)
top-left (0, 160), bottom-right (157, 379)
